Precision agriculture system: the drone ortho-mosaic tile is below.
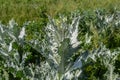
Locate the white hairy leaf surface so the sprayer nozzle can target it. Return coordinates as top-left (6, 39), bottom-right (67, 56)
top-left (18, 27), bottom-right (25, 39)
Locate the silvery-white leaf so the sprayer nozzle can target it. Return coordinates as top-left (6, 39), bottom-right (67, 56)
top-left (70, 16), bottom-right (80, 45)
top-left (75, 70), bottom-right (82, 77)
top-left (72, 58), bottom-right (82, 70)
top-left (115, 20), bottom-right (120, 26)
top-left (0, 50), bottom-right (8, 56)
top-left (9, 19), bottom-right (16, 28)
top-left (8, 42), bottom-right (12, 52)
top-left (89, 53), bottom-right (96, 62)
top-left (18, 27), bottom-right (25, 39)
top-left (8, 32), bottom-right (16, 40)
top-left (8, 40), bottom-right (15, 52)
top-left (85, 33), bottom-right (92, 44)
top-left (65, 71), bottom-right (74, 79)
top-left (0, 24), bottom-right (4, 33)
top-left (80, 50), bottom-right (89, 62)
top-left (72, 42), bottom-right (80, 48)
top-left (48, 54), bottom-right (58, 65)
top-left (105, 14), bottom-right (114, 23)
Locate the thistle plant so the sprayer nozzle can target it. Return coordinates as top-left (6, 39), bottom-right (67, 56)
top-left (87, 44), bottom-right (120, 80)
top-left (0, 19), bottom-right (31, 79)
top-left (27, 15), bottom-right (83, 80)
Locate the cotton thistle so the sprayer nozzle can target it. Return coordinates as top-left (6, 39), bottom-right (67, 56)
top-left (45, 15), bottom-right (82, 80)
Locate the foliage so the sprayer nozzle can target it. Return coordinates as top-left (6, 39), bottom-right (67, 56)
top-left (0, 11), bottom-right (120, 80)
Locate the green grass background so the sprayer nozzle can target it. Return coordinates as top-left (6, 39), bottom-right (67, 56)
top-left (0, 0), bottom-right (120, 24)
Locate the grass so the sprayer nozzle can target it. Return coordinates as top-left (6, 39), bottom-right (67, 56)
top-left (0, 0), bottom-right (120, 24)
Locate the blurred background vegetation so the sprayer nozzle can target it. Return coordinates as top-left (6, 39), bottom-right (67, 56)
top-left (0, 0), bottom-right (120, 24)
top-left (0, 0), bottom-right (120, 57)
